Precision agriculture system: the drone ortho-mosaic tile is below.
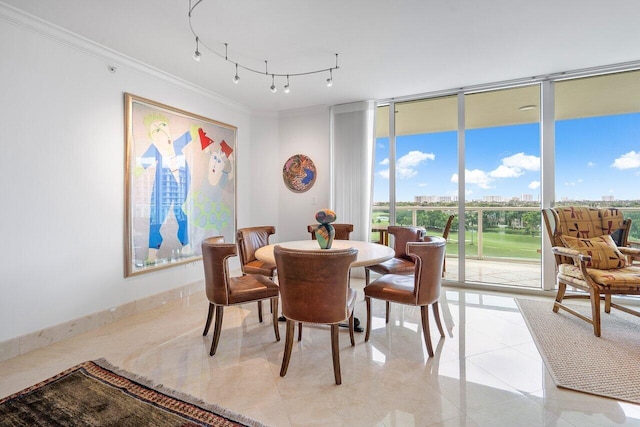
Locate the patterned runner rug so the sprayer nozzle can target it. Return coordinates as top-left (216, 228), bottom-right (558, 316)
top-left (517, 298), bottom-right (640, 404)
top-left (0, 358), bottom-right (268, 426)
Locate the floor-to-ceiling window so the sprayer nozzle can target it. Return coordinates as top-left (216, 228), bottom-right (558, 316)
top-left (555, 70), bottom-right (640, 247)
top-left (372, 65), bottom-right (640, 291)
top-left (464, 85), bottom-right (541, 287)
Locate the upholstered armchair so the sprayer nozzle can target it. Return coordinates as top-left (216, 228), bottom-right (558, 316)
top-left (365, 225), bottom-right (426, 322)
top-left (542, 206), bottom-right (640, 336)
top-left (236, 226), bottom-right (277, 279)
top-left (364, 237), bottom-right (447, 357)
top-left (201, 237), bottom-right (280, 356)
top-left (274, 246), bottom-right (358, 385)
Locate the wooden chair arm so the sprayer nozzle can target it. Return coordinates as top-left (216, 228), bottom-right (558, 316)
top-left (619, 246), bottom-right (640, 261)
top-left (551, 246), bottom-right (592, 264)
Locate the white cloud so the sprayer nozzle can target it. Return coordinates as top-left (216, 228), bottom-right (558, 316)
top-left (490, 165), bottom-right (524, 178)
top-left (378, 169), bottom-right (389, 179)
top-left (587, 161), bottom-right (596, 167)
top-left (529, 181), bottom-right (540, 189)
top-left (396, 150), bottom-right (435, 179)
top-left (565, 178), bottom-right (583, 187)
top-left (418, 183), bottom-right (428, 187)
top-left (489, 152), bottom-right (540, 178)
top-left (611, 151), bottom-right (640, 169)
top-left (502, 152), bottom-right (540, 171)
top-left (451, 169), bottom-right (493, 189)
top-left (379, 158), bottom-right (389, 165)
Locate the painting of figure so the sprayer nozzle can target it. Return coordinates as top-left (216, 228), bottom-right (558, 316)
top-left (125, 94), bottom-right (236, 276)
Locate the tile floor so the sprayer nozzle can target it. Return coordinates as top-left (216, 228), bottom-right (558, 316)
top-left (1, 279), bottom-right (639, 426)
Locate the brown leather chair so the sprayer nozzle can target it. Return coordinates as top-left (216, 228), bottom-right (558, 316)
top-left (307, 223), bottom-right (354, 240)
top-left (201, 237), bottom-right (280, 356)
top-left (365, 225), bottom-right (426, 322)
top-left (236, 226), bottom-right (277, 278)
top-left (274, 246), bottom-right (358, 385)
top-left (364, 237), bottom-right (447, 357)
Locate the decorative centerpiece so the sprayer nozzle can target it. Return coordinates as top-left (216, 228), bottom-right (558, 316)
top-left (313, 209), bottom-right (337, 249)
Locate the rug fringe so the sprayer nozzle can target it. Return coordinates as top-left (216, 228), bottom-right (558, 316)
top-left (92, 358), bottom-right (270, 427)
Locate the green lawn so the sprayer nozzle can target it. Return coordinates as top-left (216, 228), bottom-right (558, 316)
top-left (371, 227), bottom-right (541, 260)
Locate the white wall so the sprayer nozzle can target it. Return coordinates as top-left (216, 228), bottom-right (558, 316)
top-left (276, 107), bottom-right (331, 243)
top-left (0, 8), bottom-right (283, 343)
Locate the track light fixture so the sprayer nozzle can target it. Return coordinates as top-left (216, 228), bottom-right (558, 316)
top-left (192, 36), bottom-right (201, 62)
top-left (284, 75), bottom-right (290, 94)
top-left (188, 0), bottom-right (339, 93)
top-left (233, 63), bottom-right (240, 84)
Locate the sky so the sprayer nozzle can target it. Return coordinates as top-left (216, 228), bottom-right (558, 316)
top-left (373, 113), bottom-right (640, 203)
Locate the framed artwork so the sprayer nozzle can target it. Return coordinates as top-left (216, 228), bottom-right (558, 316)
top-left (124, 93), bottom-right (236, 277)
top-left (282, 154), bottom-right (317, 193)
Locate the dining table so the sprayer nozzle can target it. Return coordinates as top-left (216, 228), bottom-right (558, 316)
top-left (254, 239), bottom-right (395, 268)
top-left (255, 239), bottom-right (395, 332)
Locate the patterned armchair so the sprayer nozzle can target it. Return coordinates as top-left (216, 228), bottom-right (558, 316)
top-left (542, 206), bottom-right (640, 336)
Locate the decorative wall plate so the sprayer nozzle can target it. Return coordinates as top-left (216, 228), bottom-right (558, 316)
top-left (282, 154), bottom-right (317, 193)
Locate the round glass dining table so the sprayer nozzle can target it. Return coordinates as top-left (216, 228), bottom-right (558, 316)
top-left (254, 240), bottom-right (395, 268)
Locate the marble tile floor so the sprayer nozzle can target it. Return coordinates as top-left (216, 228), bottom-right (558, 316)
top-left (1, 280), bottom-right (639, 427)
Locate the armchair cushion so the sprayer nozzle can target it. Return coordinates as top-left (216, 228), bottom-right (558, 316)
top-left (560, 234), bottom-right (626, 270)
top-left (559, 264), bottom-right (640, 288)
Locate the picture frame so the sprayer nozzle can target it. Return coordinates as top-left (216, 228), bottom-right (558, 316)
top-left (124, 93), bottom-right (237, 277)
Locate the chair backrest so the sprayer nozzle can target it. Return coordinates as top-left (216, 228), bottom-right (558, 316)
top-left (407, 237), bottom-right (447, 306)
top-left (388, 226), bottom-right (426, 259)
top-left (542, 206), bottom-right (631, 265)
top-left (201, 237), bottom-right (235, 305)
top-left (236, 226), bottom-right (275, 269)
top-left (307, 223), bottom-right (354, 240)
top-left (442, 215), bottom-right (455, 240)
top-left (274, 246), bottom-right (357, 324)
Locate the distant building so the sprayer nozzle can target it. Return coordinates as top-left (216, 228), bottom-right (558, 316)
top-left (521, 194), bottom-right (533, 202)
top-left (602, 195), bottom-right (615, 202)
top-left (483, 195), bottom-right (503, 203)
top-left (414, 195), bottom-right (458, 203)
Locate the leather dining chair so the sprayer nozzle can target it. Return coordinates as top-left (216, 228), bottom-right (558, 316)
top-left (365, 225), bottom-right (426, 322)
top-left (236, 226), bottom-right (277, 322)
top-left (201, 236), bottom-right (280, 356)
top-left (364, 236), bottom-right (447, 357)
top-left (307, 223), bottom-right (354, 240)
top-left (274, 245), bottom-right (358, 385)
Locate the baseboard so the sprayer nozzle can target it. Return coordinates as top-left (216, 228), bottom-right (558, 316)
top-left (0, 281), bottom-right (204, 363)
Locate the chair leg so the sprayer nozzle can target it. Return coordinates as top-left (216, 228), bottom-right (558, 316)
top-left (365, 296), bottom-right (372, 342)
top-left (432, 302), bottom-right (445, 338)
top-left (385, 301), bottom-right (390, 323)
top-left (553, 282), bottom-right (567, 313)
top-left (280, 320), bottom-right (295, 377)
top-left (590, 288), bottom-right (602, 337)
top-left (210, 306), bottom-right (224, 356)
top-left (258, 300), bottom-right (263, 323)
top-left (421, 305), bottom-right (434, 358)
top-left (349, 313), bottom-right (355, 346)
top-left (331, 324), bottom-right (342, 385)
top-left (202, 303), bottom-right (214, 336)
top-left (605, 294), bottom-right (612, 313)
top-left (271, 298), bottom-right (280, 342)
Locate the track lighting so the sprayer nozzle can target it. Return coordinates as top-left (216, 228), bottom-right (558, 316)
top-left (284, 75), bottom-right (290, 94)
top-left (193, 36), bottom-right (201, 62)
top-left (188, 0), bottom-right (340, 93)
top-left (233, 63), bottom-right (240, 84)
top-left (326, 69), bottom-right (333, 87)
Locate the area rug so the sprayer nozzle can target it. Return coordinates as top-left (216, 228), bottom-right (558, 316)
top-left (517, 298), bottom-right (640, 404)
top-left (0, 359), bottom-right (267, 426)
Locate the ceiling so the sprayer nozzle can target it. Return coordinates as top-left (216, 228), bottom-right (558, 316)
top-left (4, 0), bottom-right (640, 113)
